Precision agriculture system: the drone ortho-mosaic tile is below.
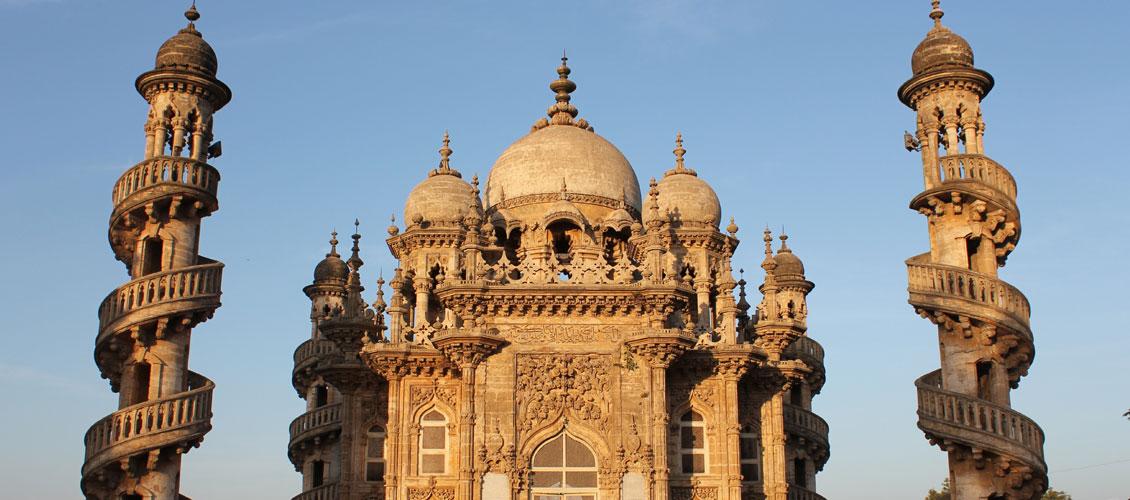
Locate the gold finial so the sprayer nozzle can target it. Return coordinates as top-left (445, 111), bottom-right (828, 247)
top-left (930, 0), bottom-right (944, 26)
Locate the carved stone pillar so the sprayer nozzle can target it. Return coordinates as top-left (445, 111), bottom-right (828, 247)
top-left (626, 333), bottom-right (693, 500)
top-left (414, 276), bottom-right (432, 327)
top-left (716, 351), bottom-right (752, 500)
top-left (760, 387), bottom-right (787, 500)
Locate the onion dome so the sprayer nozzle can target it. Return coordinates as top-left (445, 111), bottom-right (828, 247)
top-left (773, 233), bottom-right (806, 278)
top-left (911, 1), bottom-right (974, 76)
top-left (485, 56), bottom-right (642, 212)
top-left (404, 132), bottom-right (480, 226)
top-left (313, 231), bottom-right (349, 283)
top-left (154, 5), bottom-right (218, 77)
top-left (645, 134), bottom-right (721, 227)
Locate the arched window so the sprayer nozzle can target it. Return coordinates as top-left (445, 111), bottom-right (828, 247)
top-left (419, 410), bottom-right (448, 474)
top-left (365, 425), bottom-right (386, 482)
top-left (529, 433), bottom-right (598, 500)
top-left (679, 411), bottom-right (707, 474)
top-left (739, 424), bottom-right (761, 483)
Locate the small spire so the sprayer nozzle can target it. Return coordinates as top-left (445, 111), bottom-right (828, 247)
top-left (778, 232), bottom-right (792, 253)
top-left (763, 227), bottom-right (774, 256)
top-left (327, 230), bottom-right (340, 258)
top-left (664, 132), bottom-right (698, 176)
top-left (546, 52), bottom-right (583, 127)
top-left (726, 216), bottom-right (739, 237)
top-left (930, 0), bottom-right (944, 27)
top-left (348, 219), bottom-right (364, 270)
top-left (387, 214), bottom-right (399, 236)
top-left (373, 274), bottom-right (387, 311)
top-left (471, 173), bottom-right (480, 196)
top-left (185, 2), bottom-right (200, 22)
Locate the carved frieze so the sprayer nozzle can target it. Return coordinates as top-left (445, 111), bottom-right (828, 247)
top-left (515, 354), bottom-right (613, 433)
top-left (499, 324), bottom-right (623, 344)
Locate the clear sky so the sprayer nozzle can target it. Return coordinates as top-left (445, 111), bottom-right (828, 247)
top-left (1, 1), bottom-right (1127, 499)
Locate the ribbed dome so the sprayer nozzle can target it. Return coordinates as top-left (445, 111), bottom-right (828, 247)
top-left (486, 125), bottom-right (642, 211)
top-left (155, 24), bottom-right (218, 77)
top-left (911, 6), bottom-right (974, 76)
top-left (648, 172), bottom-right (721, 227)
top-left (404, 173), bottom-right (478, 225)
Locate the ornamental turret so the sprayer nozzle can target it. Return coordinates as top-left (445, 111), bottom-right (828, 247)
top-left (901, 2), bottom-right (1046, 498)
top-left (83, 5), bottom-right (229, 499)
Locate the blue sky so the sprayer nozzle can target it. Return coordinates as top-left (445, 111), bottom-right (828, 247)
top-left (1, 1), bottom-right (1127, 499)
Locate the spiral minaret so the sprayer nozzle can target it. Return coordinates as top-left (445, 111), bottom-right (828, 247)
top-left (900, 2), bottom-right (1046, 498)
top-left (82, 5), bottom-right (231, 499)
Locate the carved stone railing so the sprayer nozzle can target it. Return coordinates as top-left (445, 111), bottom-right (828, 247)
top-left (929, 154), bottom-right (1017, 200)
top-left (289, 403), bottom-right (343, 452)
top-left (787, 486), bottom-right (828, 500)
top-left (784, 403), bottom-right (830, 450)
top-left (294, 338), bottom-right (338, 370)
top-left (292, 482), bottom-right (339, 500)
top-left (784, 336), bottom-right (824, 367)
top-left (916, 370), bottom-right (1045, 472)
top-left (97, 263), bottom-right (224, 342)
top-left (112, 155), bottom-right (220, 212)
top-left (82, 372), bottom-right (213, 477)
top-left (906, 262), bottom-right (1030, 335)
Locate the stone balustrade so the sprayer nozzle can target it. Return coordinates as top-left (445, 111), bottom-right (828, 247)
top-left (98, 263), bottom-right (224, 341)
top-left (784, 403), bottom-right (830, 448)
top-left (784, 336), bottom-right (824, 366)
top-left (916, 370), bottom-right (1045, 470)
top-left (930, 154), bottom-right (1017, 200)
top-left (906, 262), bottom-right (1030, 330)
top-left (289, 403), bottom-right (343, 449)
top-left (83, 373), bottom-right (213, 475)
top-left (291, 482), bottom-right (339, 500)
top-left (787, 486), bottom-right (828, 500)
top-left (112, 155), bottom-right (220, 208)
top-left (293, 338), bottom-right (338, 368)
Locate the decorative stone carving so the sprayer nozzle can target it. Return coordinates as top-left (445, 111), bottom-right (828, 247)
top-left (499, 324), bottom-right (623, 343)
top-left (515, 354), bottom-right (612, 432)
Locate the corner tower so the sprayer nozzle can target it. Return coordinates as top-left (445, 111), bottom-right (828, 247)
top-left (83, 5), bottom-right (231, 499)
top-left (900, 2), bottom-right (1046, 498)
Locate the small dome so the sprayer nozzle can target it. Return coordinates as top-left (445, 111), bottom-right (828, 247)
top-left (773, 236), bottom-right (805, 278)
top-left (155, 24), bottom-right (218, 77)
top-left (600, 207), bottom-right (635, 231)
top-left (644, 135), bottom-right (720, 227)
top-left (314, 255), bottom-right (348, 282)
top-left (486, 125), bottom-right (642, 211)
top-left (911, 19), bottom-right (973, 75)
top-left (404, 173), bottom-right (478, 225)
top-left (313, 233), bottom-right (348, 283)
top-left (648, 171), bottom-right (721, 227)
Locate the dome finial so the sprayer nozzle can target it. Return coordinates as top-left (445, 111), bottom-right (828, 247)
top-left (429, 130), bottom-right (462, 178)
top-left (763, 227), bottom-right (774, 257)
top-left (185, 1), bottom-right (200, 24)
top-left (327, 230), bottom-right (340, 258)
top-left (545, 51), bottom-right (584, 128)
top-left (779, 231), bottom-right (792, 253)
top-left (348, 219), bottom-right (364, 270)
top-left (726, 216), bottom-right (739, 237)
top-left (930, 0), bottom-right (944, 26)
top-left (664, 132), bottom-right (698, 177)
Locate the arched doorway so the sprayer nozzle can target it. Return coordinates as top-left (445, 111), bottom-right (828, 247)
top-left (529, 433), bottom-right (598, 500)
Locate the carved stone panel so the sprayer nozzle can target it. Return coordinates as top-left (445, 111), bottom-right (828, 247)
top-left (515, 354), bottom-right (613, 433)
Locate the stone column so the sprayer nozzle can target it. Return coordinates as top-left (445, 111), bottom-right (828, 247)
top-left (385, 375), bottom-right (402, 500)
top-left (650, 362), bottom-right (670, 500)
top-left (413, 276), bottom-right (432, 327)
top-left (459, 366), bottom-right (476, 500)
top-left (152, 121), bottom-right (168, 157)
top-left (717, 354), bottom-right (749, 500)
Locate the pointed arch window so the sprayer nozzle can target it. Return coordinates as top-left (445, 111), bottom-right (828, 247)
top-left (419, 410), bottom-right (448, 474)
top-left (679, 410), bottom-right (707, 474)
top-left (529, 433), bottom-right (598, 499)
top-left (365, 424), bottom-right (386, 482)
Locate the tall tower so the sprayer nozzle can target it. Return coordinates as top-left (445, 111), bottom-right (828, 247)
top-left (900, 2), bottom-right (1046, 498)
top-left (83, 6), bottom-right (231, 499)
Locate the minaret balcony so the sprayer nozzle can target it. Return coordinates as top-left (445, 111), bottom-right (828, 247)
top-left (784, 403), bottom-right (830, 467)
top-left (82, 372), bottom-right (213, 479)
top-left (97, 263), bottom-right (224, 346)
top-left (784, 336), bottom-right (824, 371)
top-left (111, 155), bottom-right (220, 222)
top-left (916, 370), bottom-right (1046, 473)
top-left (913, 154), bottom-right (1019, 216)
top-left (906, 261), bottom-right (1031, 341)
top-left (288, 403), bottom-right (343, 467)
top-left (292, 338), bottom-right (338, 395)
top-left (291, 482), bottom-right (339, 500)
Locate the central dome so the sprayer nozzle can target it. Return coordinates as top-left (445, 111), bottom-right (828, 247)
top-left (485, 125), bottom-right (642, 211)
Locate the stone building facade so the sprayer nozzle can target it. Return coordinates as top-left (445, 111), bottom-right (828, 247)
top-left (82, 6), bottom-right (228, 500)
top-left (288, 58), bottom-right (830, 500)
top-left (901, 2), bottom-right (1047, 499)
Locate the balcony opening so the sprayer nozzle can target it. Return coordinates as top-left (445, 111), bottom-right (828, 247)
top-left (678, 410), bottom-right (707, 474)
top-left (790, 384), bottom-right (804, 406)
top-left (311, 459), bottom-right (325, 487)
top-left (142, 238), bottom-right (163, 276)
top-left (314, 385), bottom-right (329, 408)
top-left (548, 221), bottom-right (578, 264)
top-left (131, 362), bottom-right (151, 404)
top-left (793, 458), bottom-right (807, 487)
top-left (976, 361), bottom-right (993, 401)
top-left (739, 424), bottom-right (761, 483)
